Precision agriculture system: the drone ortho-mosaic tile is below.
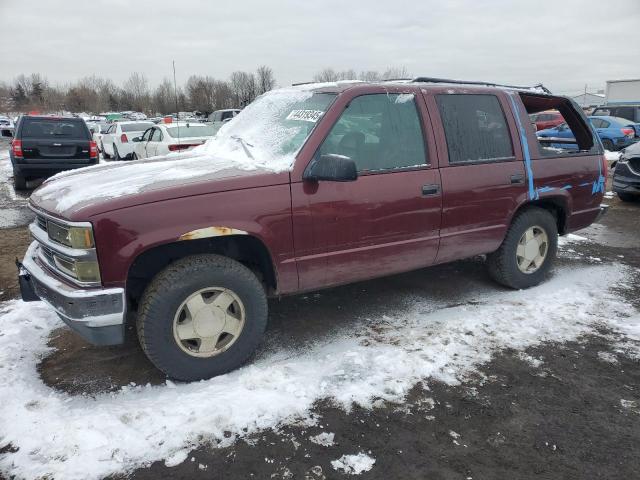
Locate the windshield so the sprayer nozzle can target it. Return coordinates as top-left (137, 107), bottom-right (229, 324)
top-left (166, 125), bottom-right (216, 138)
top-left (199, 89), bottom-right (336, 171)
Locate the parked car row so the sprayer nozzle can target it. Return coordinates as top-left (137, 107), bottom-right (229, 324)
top-left (537, 115), bottom-right (640, 151)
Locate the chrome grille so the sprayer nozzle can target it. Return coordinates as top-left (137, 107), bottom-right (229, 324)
top-left (37, 214), bottom-right (48, 232)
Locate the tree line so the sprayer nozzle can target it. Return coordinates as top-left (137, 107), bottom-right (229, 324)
top-left (0, 66), bottom-right (410, 115)
top-left (0, 66), bottom-right (277, 116)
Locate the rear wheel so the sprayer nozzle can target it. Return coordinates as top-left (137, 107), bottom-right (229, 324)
top-left (601, 138), bottom-right (615, 151)
top-left (618, 192), bottom-right (637, 202)
top-left (13, 174), bottom-right (27, 190)
top-left (136, 254), bottom-right (268, 381)
top-left (487, 207), bottom-right (558, 289)
top-left (113, 144), bottom-right (121, 161)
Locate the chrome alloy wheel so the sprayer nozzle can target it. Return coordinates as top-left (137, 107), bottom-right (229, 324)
top-left (172, 287), bottom-right (245, 358)
top-left (516, 226), bottom-right (549, 274)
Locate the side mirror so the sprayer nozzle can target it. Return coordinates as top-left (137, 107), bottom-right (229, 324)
top-left (132, 136), bottom-right (142, 142)
top-left (303, 154), bottom-right (358, 182)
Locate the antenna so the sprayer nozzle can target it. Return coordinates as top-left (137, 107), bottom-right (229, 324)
top-left (173, 60), bottom-right (180, 146)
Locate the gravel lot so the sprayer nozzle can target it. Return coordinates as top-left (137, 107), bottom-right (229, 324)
top-left (0, 143), bottom-right (638, 479)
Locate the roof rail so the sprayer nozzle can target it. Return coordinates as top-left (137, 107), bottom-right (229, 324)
top-left (411, 76), bottom-right (552, 94)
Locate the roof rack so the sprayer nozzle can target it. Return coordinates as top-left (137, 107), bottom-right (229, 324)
top-left (411, 76), bottom-right (552, 94)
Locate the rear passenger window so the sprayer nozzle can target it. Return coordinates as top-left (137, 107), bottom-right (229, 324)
top-left (318, 93), bottom-right (427, 172)
top-left (436, 94), bottom-right (514, 164)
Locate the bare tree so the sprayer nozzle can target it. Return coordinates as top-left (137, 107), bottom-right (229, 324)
top-left (313, 68), bottom-right (338, 83)
top-left (381, 66), bottom-right (410, 80)
top-left (256, 65), bottom-right (276, 95)
top-left (123, 72), bottom-right (150, 111)
top-left (230, 71), bottom-right (257, 107)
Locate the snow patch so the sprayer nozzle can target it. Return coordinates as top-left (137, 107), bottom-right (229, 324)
top-left (309, 432), bottom-right (335, 447)
top-left (331, 453), bottom-right (375, 475)
top-left (597, 351), bottom-right (618, 364)
top-left (558, 233), bottom-right (589, 247)
top-left (605, 150), bottom-right (621, 162)
top-left (0, 265), bottom-right (637, 479)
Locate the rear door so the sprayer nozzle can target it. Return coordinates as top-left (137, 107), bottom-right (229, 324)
top-left (423, 89), bottom-right (527, 263)
top-left (291, 89), bottom-right (442, 290)
top-left (20, 118), bottom-right (92, 163)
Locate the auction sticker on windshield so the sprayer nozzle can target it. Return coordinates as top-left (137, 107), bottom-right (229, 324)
top-left (286, 109), bottom-right (324, 122)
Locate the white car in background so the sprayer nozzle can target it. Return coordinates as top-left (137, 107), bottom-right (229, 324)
top-left (208, 109), bottom-right (241, 133)
top-left (101, 121), bottom-right (154, 160)
top-left (131, 122), bottom-right (216, 159)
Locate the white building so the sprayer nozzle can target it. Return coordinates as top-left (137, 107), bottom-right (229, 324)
top-left (571, 92), bottom-right (605, 108)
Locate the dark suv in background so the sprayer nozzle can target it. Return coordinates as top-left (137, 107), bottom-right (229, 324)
top-left (9, 115), bottom-right (98, 189)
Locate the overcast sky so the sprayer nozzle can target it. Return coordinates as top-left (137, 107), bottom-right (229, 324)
top-left (1, 0), bottom-right (638, 95)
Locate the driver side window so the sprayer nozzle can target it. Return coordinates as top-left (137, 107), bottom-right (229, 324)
top-left (317, 93), bottom-right (428, 173)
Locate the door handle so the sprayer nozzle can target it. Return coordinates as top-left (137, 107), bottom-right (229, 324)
top-left (510, 174), bottom-right (525, 184)
top-left (421, 184), bottom-right (440, 196)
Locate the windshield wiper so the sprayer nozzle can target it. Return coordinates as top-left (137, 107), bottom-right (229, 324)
top-left (230, 135), bottom-right (254, 160)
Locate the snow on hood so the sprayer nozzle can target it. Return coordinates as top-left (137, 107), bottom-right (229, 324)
top-left (32, 149), bottom-right (285, 216)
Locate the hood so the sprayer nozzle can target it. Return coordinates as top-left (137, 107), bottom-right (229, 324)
top-left (30, 151), bottom-right (291, 221)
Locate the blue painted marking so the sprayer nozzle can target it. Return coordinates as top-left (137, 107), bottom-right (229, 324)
top-left (508, 94), bottom-right (536, 200)
top-left (537, 186), bottom-right (555, 194)
top-left (578, 182), bottom-right (591, 187)
top-left (561, 185), bottom-right (572, 190)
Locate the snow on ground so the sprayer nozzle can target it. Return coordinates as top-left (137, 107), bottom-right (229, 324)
top-left (309, 432), bottom-right (335, 447)
top-left (605, 150), bottom-right (621, 162)
top-left (331, 452), bottom-right (376, 475)
top-left (0, 264), bottom-right (638, 479)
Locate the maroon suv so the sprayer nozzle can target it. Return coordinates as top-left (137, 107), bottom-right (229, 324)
top-left (18, 79), bottom-right (608, 381)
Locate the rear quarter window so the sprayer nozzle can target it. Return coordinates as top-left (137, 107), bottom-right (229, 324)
top-left (436, 94), bottom-right (514, 164)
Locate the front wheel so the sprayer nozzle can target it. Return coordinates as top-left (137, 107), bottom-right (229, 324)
top-left (487, 207), bottom-right (558, 289)
top-left (102, 142), bottom-right (110, 159)
top-left (136, 254), bottom-right (268, 381)
top-left (618, 192), bottom-right (637, 202)
top-left (113, 144), bottom-right (121, 161)
top-left (132, 152), bottom-right (138, 160)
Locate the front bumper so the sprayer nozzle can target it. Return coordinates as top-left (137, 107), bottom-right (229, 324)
top-left (18, 241), bottom-right (125, 345)
top-left (612, 161), bottom-right (640, 194)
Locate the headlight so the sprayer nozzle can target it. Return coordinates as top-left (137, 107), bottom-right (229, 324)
top-left (47, 221), bottom-right (95, 249)
top-left (53, 255), bottom-right (101, 283)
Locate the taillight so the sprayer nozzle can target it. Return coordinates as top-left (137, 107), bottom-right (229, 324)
top-left (11, 139), bottom-right (22, 157)
top-left (120, 133), bottom-right (128, 143)
top-left (168, 144), bottom-right (198, 152)
top-left (621, 127), bottom-right (634, 137)
top-left (89, 140), bottom-right (98, 159)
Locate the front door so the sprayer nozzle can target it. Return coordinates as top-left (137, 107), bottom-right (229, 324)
top-left (291, 91), bottom-right (442, 291)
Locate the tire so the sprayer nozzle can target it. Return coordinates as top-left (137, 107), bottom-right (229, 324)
top-left (13, 173), bottom-right (27, 190)
top-left (601, 139), bottom-right (614, 151)
top-left (136, 254), bottom-right (268, 381)
top-left (113, 144), bottom-right (121, 161)
top-left (102, 142), bottom-right (110, 159)
top-left (486, 207), bottom-right (558, 289)
top-left (618, 192), bottom-right (637, 202)
top-left (132, 152), bottom-right (138, 160)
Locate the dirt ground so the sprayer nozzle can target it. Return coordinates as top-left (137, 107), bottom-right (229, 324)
top-left (0, 183), bottom-right (639, 479)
